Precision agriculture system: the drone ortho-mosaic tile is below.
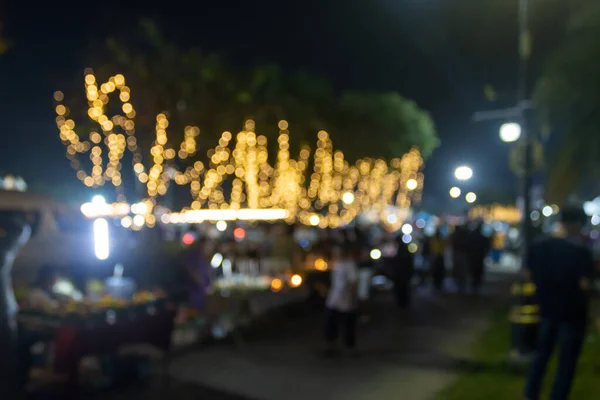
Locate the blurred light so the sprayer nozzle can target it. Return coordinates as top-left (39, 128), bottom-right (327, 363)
top-left (222, 259), bottom-right (232, 277)
top-left (454, 166), bottom-right (473, 181)
top-left (530, 211), bottom-right (540, 221)
top-left (542, 205), bottom-right (553, 217)
top-left (216, 221), bottom-right (227, 232)
top-left (466, 192), bottom-right (477, 203)
top-left (314, 258), bottom-right (328, 271)
top-left (92, 195), bottom-right (106, 205)
top-left (290, 274), bottom-right (303, 287)
top-left (271, 278), bottom-right (283, 292)
top-left (133, 215), bottom-right (145, 227)
top-left (508, 227), bottom-right (519, 240)
top-left (342, 192), bottom-right (355, 205)
top-left (592, 215), bottom-right (600, 226)
top-left (591, 230), bottom-right (599, 240)
top-left (93, 218), bottom-right (110, 260)
top-left (406, 179), bottom-right (418, 190)
top-left (182, 232), bottom-right (195, 245)
top-left (449, 187), bottom-right (461, 198)
top-left (299, 239), bottom-right (309, 249)
top-left (416, 219), bottom-right (426, 229)
top-left (408, 243), bottom-right (418, 253)
top-left (401, 223), bottom-right (413, 235)
top-left (309, 215), bottom-right (320, 226)
top-left (499, 122), bottom-right (521, 143)
top-left (131, 202), bottom-right (148, 215)
top-left (370, 249), bottom-right (382, 260)
top-left (210, 253), bottom-right (223, 268)
top-left (234, 227), bottom-right (246, 240)
top-left (387, 214), bottom-right (398, 224)
top-left (120, 216), bottom-right (132, 228)
top-left (402, 234), bottom-right (412, 243)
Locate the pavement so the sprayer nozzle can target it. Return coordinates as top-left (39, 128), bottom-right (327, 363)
top-left (157, 268), bottom-right (517, 400)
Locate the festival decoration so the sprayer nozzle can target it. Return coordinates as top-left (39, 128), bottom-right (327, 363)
top-left (55, 71), bottom-right (425, 228)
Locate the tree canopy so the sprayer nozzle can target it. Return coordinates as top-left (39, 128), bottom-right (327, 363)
top-left (78, 19), bottom-right (438, 164)
top-left (534, 1), bottom-right (600, 204)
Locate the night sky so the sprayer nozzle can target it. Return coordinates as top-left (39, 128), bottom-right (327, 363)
top-left (0, 0), bottom-right (571, 210)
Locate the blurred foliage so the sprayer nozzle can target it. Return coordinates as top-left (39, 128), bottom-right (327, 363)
top-left (534, 1), bottom-right (600, 204)
top-left (80, 19), bottom-right (438, 163)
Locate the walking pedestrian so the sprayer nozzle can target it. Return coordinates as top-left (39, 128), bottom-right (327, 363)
top-left (468, 221), bottom-right (491, 293)
top-left (323, 246), bottom-right (359, 356)
top-left (428, 228), bottom-right (447, 291)
top-left (392, 236), bottom-right (415, 308)
top-left (523, 205), bottom-right (594, 400)
top-left (450, 223), bottom-right (469, 293)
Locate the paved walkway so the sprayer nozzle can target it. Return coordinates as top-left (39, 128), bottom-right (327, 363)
top-left (165, 272), bottom-right (515, 400)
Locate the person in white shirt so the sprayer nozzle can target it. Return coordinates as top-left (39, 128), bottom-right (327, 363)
top-left (324, 246), bottom-right (359, 355)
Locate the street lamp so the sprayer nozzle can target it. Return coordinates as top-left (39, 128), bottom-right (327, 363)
top-left (500, 122), bottom-right (522, 143)
top-left (466, 192), bottom-right (477, 204)
top-left (454, 166), bottom-right (473, 181)
top-left (449, 187), bottom-right (461, 198)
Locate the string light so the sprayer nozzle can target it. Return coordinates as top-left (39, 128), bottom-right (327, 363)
top-left (58, 72), bottom-right (425, 228)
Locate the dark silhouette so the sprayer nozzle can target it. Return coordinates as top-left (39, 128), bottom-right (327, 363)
top-left (392, 237), bottom-right (415, 308)
top-left (428, 228), bottom-right (447, 291)
top-left (523, 206), bottom-right (594, 400)
top-left (468, 221), bottom-right (491, 292)
top-left (0, 212), bottom-right (31, 397)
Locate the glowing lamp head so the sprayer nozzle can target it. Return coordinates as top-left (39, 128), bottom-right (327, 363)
top-left (454, 166), bottom-right (473, 181)
top-left (499, 122), bottom-right (521, 143)
top-left (465, 192), bottom-right (477, 204)
top-left (290, 274), bottom-right (303, 287)
top-left (449, 187), bottom-right (461, 198)
top-left (370, 249), bottom-right (382, 260)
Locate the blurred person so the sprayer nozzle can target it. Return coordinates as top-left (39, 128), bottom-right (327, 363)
top-left (450, 224), bottom-right (470, 293)
top-left (490, 230), bottom-right (506, 264)
top-left (324, 246), bottom-right (359, 356)
top-left (357, 247), bottom-right (375, 323)
top-left (392, 236), bottom-right (415, 309)
top-left (428, 228), bottom-right (447, 291)
top-left (523, 206), bottom-right (594, 400)
top-left (468, 221), bottom-right (491, 293)
top-left (183, 236), bottom-right (211, 311)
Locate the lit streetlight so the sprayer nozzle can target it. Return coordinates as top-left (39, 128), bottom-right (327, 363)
top-left (499, 122), bottom-right (522, 143)
top-left (465, 192), bottom-right (477, 204)
top-left (449, 187), bottom-right (461, 198)
top-left (454, 166), bottom-right (473, 181)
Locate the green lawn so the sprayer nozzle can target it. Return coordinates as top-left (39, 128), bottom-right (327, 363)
top-left (437, 311), bottom-right (600, 399)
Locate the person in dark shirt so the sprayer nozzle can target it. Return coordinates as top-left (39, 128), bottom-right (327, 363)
top-left (523, 206), bottom-right (594, 400)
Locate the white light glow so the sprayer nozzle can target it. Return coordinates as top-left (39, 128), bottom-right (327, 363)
top-left (163, 209), bottom-right (289, 223)
top-left (342, 192), bottom-right (355, 205)
top-left (133, 215), bottom-right (145, 227)
top-left (466, 192), bottom-right (477, 203)
top-left (401, 223), bottom-right (413, 235)
top-left (121, 216), bottom-right (132, 228)
top-left (211, 253), bottom-right (224, 268)
top-left (402, 234), bottom-right (412, 243)
top-left (92, 195), bottom-right (106, 205)
top-left (93, 218), bottom-right (110, 260)
top-left (542, 205), bottom-right (553, 217)
top-left (131, 202), bottom-right (148, 215)
top-left (309, 215), bottom-right (321, 226)
top-left (449, 187), bottom-right (461, 198)
top-left (499, 122), bottom-right (522, 143)
top-left (416, 219), bottom-right (426, 229)
top-left (406, 179), bottom-right (418, 191)
top-left (454, 166), bottom-right (473, 181)
top-left (387, 214), bottom-right (398, 224)
top-left (592, 215), bottom-right (600, 226)
top-left (370, 249), bottom-right (382, 260)
top-left (216, 220), bottom-right (227, 232)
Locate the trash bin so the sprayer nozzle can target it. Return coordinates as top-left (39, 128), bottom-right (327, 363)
top-left (509, 281), bottom-right (539, 355)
